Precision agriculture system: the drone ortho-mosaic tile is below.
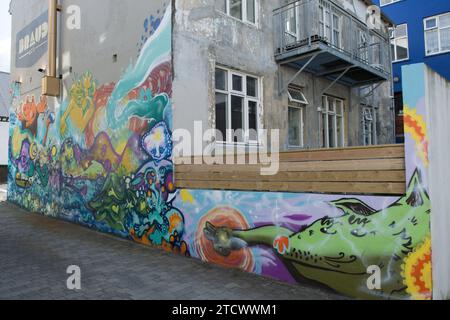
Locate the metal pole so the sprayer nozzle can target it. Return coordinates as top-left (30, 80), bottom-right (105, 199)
top-left (48, 0), bottom-right (58, 78)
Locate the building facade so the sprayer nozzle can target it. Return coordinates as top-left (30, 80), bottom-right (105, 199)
top-left (174, 0), bottom-right (395, 154)
top-left (375, 0), bottom-right (450, 142)
top-left (9, 0), bottom-right (448, 300)
top-left (0, 71), bottom-right (10, 181)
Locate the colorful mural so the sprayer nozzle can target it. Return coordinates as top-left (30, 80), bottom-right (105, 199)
top-left (8, 4), bottom-right (186, 255)
top-left (172, 64), bottom-right (433, 300)
top-left (7, 4), bottom-right (432, 300)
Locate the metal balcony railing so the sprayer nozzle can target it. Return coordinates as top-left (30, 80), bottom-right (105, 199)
top-left (274, 0), bottom-right (391, 78)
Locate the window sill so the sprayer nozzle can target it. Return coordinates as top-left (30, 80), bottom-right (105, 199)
top-left (425, 50), bottom-right (450, 58)
top-left (393, 58), bottom-right (409, 64)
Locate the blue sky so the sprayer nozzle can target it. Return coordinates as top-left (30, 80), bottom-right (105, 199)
top-left (0, 0), bottom-right (11, 73)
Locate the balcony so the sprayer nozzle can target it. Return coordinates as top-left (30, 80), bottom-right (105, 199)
top-left (274, 0), bottom-right (392, 87)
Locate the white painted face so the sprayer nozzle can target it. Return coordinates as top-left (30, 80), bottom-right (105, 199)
top-left (142, 122), bottom-right (172, 162)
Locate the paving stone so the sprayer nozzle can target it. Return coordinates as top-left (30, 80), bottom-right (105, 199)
top-left (0, 198), bottom-right (347, 300)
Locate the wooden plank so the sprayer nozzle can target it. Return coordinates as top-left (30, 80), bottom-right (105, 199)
top-left (175, 170), bottom-right (406, 183)
top-left (175, 180), bottom-right (406, 196)
top-left (175, 158), bottom-right (405, 173)
top-left (174, 145), bottom-right (407, 196)
top-left (174, 144), bottom-right (405, 165)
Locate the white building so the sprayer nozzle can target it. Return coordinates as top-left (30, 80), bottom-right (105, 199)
top-left (0, 71), bottom-right (10, 168)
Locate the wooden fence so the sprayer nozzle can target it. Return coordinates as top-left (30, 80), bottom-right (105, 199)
top-left (174, 144), bottom-right (406, 196)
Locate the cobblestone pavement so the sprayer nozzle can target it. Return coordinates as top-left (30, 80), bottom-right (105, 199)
top-left (0, 197), bottom-right (347, 300)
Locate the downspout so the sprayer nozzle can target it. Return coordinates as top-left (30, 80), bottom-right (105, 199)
top-left (41, 0), bottom-right (61, 97)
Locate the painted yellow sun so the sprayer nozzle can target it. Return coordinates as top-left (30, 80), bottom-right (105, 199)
top-left (401, 237), bottom-right (433, 300)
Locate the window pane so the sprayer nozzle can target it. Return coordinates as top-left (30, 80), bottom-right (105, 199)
top-left (426, 29), bottom-right (439, 54)
top-left (328, 115), bottom-right (336, 148)
top-left (425, 18), bottom-right (437, 30)
top-left (328, 97), bottom-right (335, 113)
top-left (215, 69), bottom-right (227, 90)
top-left (289, 88), bottom-right (307, 104)
top-left (247, 76), bottom-right (258, 97)
top-left (395, 24), bottom-right (407, 38)
top-left (289, 107), bottom-right (301, 146)
top-left (396, 38), bottom-right (408, 60)
top-left (231, 95), bottom-right (244, 142)
top-left (336, 101), bottom-right (343, 116)
top-left (322, 113), bottom-right (327, 147)
top-left (230, 0), bottom-right (242, 20)
top-left (286, 7), bottom-right (296, 34)
top-left (440, 14), bottom-right (450, 28)
top-left (336, 116), bottom-right (343, 147)
top-left (215, 93), bottom-right (228, 141)
top-left (246, 0), bottom-right (256, 23)
top-left (248, 101), bottom-right (258, 141)
top-left (232, 74), bottom-right (243, 92)
top-left (440, 27), bottom-right (450, 51)
top-left (391, 42), bottom-right (396, 60)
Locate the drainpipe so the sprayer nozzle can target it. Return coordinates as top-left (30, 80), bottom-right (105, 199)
top-left (41, 0), bottom-right (61, 97)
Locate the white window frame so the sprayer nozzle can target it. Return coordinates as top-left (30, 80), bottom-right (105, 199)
top-left (321, 96), bottom-right (345, 149)
top-left (225, 0), bottom-right (258, 27)
top-left (380, 0), bottom-right (402, 7)
top-left (288, 87), bottom-right (308, 105)
top-left (288, 87), bottom-right (307, 149)
top-left (285, 4), bottom-right (300, 39)
top-left (424, 13), bottom-right (450, 56)
top-left (362, 107), bottom-right (377, 146)
top-left (215, 67), bottom-right (262, 145)
top-left (318, 1), bottom-right (342, 49)
top-left (390, 24), bottom-right (409, 62)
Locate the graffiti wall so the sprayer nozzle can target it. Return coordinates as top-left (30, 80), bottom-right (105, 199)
top-left (8, 3), bottom-right (187, 255)
top-left (8, 1), bottom-right (432, 300)
top-left (173, 64), bottom-right (433, 300)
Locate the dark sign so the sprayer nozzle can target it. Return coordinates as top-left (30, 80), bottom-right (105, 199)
top-left (15, 11), bottom-right (49, 69)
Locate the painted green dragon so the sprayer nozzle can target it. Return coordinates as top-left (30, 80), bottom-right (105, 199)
top-left (204, 170), bottom-right (431, 300)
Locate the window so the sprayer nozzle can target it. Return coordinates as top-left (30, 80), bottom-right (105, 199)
top-left (390, 24), bottom-right (409, 62)
top-left (318, 1), bottom-right (341, 48)
top-left (321, 96), bottom-right (345, 148)
top-left (215, 67), bottom-right (261, 144)
top-left (288, 87), bottom-right (308, 104)
top-left (359, 30), bottom-right (369, 62)
top-left (380, 0), bottom-right (402, 6)
top-left (285, 5), bottom-right (297, 36)
top-left (288, 87), bottom-right (307, 148)
top-left (425, 13), bottom-right (450, 56)
top-left (362, 107), bottom-right (377, 146)
top-left (224, 0), bottom-right (257, 25)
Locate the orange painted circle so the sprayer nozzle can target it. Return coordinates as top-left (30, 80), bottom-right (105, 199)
top-left (195, 207), bottom-right (254, 273)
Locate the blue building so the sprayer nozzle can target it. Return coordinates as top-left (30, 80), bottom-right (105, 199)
top-left (374, 0), bottom-right (450, 142)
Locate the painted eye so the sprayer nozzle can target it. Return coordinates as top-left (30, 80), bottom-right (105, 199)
top-left (320, 227), bottom-right (337, 235)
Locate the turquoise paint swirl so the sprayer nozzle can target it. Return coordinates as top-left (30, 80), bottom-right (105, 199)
top-left (106, 6), bottom-right (172, 128)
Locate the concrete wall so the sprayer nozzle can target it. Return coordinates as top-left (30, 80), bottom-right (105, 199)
top-left (424, 66), bottom-right (450, 300)
top-left (172, 0), bottom-right (394, 154)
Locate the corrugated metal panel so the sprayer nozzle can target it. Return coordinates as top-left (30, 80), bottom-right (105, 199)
top-left (0, 72), bottom-right (10, 118)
